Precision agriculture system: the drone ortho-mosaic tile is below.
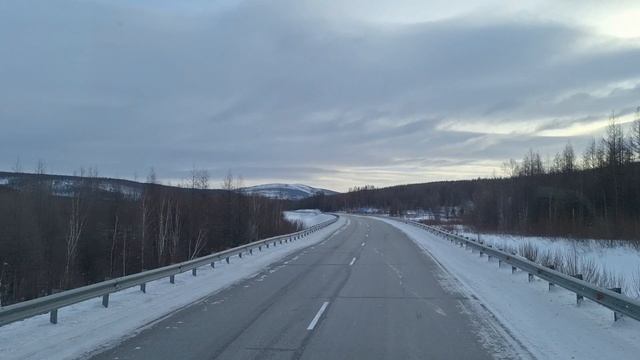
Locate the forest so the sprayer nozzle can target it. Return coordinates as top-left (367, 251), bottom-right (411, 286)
top-left (297, 116), bottom-right (640, 241)
top-left (0, 169), bottom-right (297, 306)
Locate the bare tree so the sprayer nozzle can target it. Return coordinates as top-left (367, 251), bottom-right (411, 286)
top-left (35, 159), bottom-right (46, 175)
top-left (169, 201), bottom-right (182, 263)
top-left (140, 193), bottom-right (150, 271)
top-left (109, 216), bottom-right (119, 277)
top-left (189, 229), bottom-right (207, 260)
top-left (562, 142), bottom-right (576, 173)
top-left (520, 149), bottom-right (544, 176)
top-left (502, 159), bottom-right (520, 178)
top-left (190, 167), bottom-right (210, 190)
top-left (604, 112), bottom-right (625, 168)
top-left (553, 143), bottom-right (576, 173)
top-left (582, 138), bottom-right (598, 169)
top-left (12, 156), bottom-right (22, 173)
top-left (157, 198), bottom-right (170, 265)
top-left (147, 167), bottom-right (157, 184)
top-left (122, 230), bottom-right (127, 276)
top-left (64, 193), bottom-right (85, 287)
top-left (222, 170), bottom-right (235, 191)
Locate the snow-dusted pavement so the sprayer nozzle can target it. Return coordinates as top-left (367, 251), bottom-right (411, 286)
top-left (378, 217), bottom-right (640, 359)
top-left (0, 217), bottom-right (347, 360)
top-left (90, 215), bottom-right (512, 360)
top-left (4, 214), bottom-right (638, 360)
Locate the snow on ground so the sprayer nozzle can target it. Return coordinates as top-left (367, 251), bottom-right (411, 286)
top-left (284, 209), bottom-right (334, 228)
top-left (453, 228), bottom-right (640, 297)
top-left (0, 216), bottom-right (347, 360)
top-left (377, 217), bottom-right (640, 360)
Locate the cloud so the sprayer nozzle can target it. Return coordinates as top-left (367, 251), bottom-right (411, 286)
top-left (1, 0), bottom-right (639, 191)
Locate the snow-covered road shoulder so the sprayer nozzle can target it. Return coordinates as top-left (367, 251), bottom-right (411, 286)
top-left (0, 216), bottom-right (347, 360)
top-left (376, 217), bottom-right (640, 360)
top-left (284, 209), bottom-right (334, 228)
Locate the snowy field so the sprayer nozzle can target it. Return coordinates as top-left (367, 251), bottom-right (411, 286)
top-left (0, 217), bottom-right (347, 360)
top-left (378, 217), bottom-right (640, 360)
top-left (284, 209), bottom-right (334, 228)
top-left (452, 228), bottom-right (640, 297)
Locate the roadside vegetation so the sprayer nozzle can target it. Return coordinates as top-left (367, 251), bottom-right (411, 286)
top-left (301, 111), bottom-right (640, 241)
top-left (0, 169), bottom-right (298, 306)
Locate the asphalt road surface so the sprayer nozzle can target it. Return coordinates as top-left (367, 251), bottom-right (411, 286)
top-left (91, 216), bottom-right (517, 360)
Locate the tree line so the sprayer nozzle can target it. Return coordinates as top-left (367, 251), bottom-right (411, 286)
top-left (298, 113), bottom-right (640, 240)
top-left (0, 168), bottom-right (297, 306)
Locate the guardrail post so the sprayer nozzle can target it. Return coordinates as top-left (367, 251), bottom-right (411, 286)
top-left (572, 274), bottom-right (583, 305)
top-left (249, 248), bottom-right (253, 255)
top-left (511, 266), bottom-right (517, 274)
top-left (211, 261), bottom-right (215, 268)
top-left (479, 250), bottom-right (483, 258)
top-left (226, 257), bottom-right (230, 264)
top-left (239, 252), bottom-right (243, 259)
top-left (50, 309), bottom-right (58, 324)
top-left (528, 273), bottom-right (534, 282)
top-left (170, 275), bottom-right (175, 284)
top-left (102, 294), bottom-right (109, 308)
top-left (498, 258), bottom-right (502, 267)
top-left (140, 283), bottom-right (146, 293)
top-left (258, 245), bottom-right (262, 251)
top-left (192, 268), bottom-right (197, 276)
top-left (609, 287), bottom-right (623, 321)
top-left (547, 265), bottom-right (555, 291)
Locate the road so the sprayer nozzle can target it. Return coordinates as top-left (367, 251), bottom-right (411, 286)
top-left (91, 216), bottom-right (514, 359)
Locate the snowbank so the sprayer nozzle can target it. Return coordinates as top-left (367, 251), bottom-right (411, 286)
top-left (0, 217), bottom-right (347, 360)
top-left (284, 209), bottom-right (333, 228)
top-left (454, 229), bottom-right (640, 297)
top-left (377, 217), bottom-right (640, 360)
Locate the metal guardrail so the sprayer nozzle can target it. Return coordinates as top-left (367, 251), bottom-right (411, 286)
top-left (395, 217), bottom-right (640, 322)
top-left (0, 215), bottom-right (339, 326)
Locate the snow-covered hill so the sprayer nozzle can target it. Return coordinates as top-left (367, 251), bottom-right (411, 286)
top-left (240, 183), bottom-right (338, 200)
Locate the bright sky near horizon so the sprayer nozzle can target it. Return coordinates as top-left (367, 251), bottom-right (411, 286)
top-left (1, 0), bottom-right (640, 191)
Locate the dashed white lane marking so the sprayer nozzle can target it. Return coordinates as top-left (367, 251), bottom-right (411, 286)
top-left (307, 301), bottom-right (330, 330)
top-left (349, 257), bottom-right (356, 266)
top-left (361, 242), bottom-right (365, 247)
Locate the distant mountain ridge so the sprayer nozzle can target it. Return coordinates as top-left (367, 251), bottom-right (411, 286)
top-left (0, 172), bottom-right (337, 200)
top-left (240, 183), bottom-right (338, 200)
top-left (0, 171), bottom-right (225, 198)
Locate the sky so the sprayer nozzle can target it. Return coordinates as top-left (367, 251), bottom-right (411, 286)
top-left (1, 0), bottom-right (640, 191)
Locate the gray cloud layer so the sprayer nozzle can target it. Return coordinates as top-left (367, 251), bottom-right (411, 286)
top-left (1, 0), bottom-right (640, 190)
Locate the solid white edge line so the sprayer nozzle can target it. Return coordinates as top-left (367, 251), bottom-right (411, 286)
top-left (349, 257), bottom-right (356, 266)
top-left (307, 301), bottom-right (330, 330)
